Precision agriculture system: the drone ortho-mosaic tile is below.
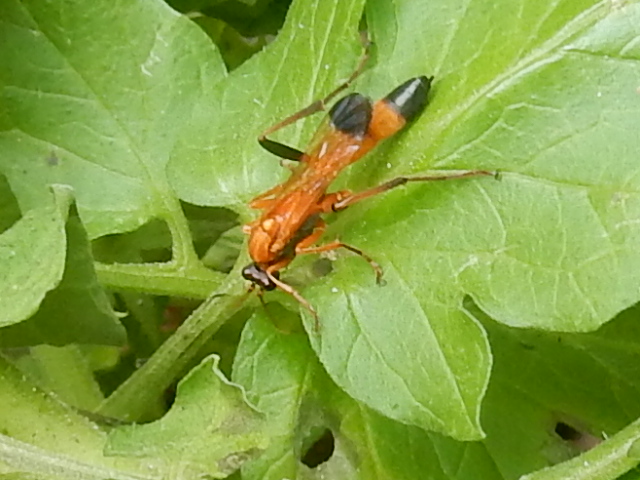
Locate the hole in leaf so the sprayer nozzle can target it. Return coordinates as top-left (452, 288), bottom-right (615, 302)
top-left (312, 257), bottom-right (333, 278)
top-left (555, 422), bottom-right (580, 441)
top-left (301, 428), bottom-right (335, 468)
top-left (554, 421), bottom-right (601, 452)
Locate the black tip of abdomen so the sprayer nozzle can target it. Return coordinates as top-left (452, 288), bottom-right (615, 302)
top-left (384, 76), bottom-right (433, 122)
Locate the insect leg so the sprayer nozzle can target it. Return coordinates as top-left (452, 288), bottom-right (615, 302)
top-left (332, 170), bottom-right (498, 211)
top-left (267, 271), bottom-right (319, 330)
top-left (298, 240), bottom-right (384, 284)
top-left (248, 183), bottom-right (286, 209)
top-left (258, 39), bottom-right (370, 161)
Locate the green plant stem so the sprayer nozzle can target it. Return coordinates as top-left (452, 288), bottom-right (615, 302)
top-left (522, 418), bottom-right (640, 480)
top-left (96, 261), bottom-right (223, 299)
top-left (160, 203), bottom-right (202, 268)
top-left (97, 272), bottom-right (247, 421)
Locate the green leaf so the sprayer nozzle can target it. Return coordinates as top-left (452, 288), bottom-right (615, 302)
top-left (168, 0), bottom-right (368, 207)
top-left (233, 304), bottom-right (640, 479)
top-left (3, 0), bottom-right (640, 476)
top-left (97, 0), bottom-right (370, 422)
top-left (166, 0), bottom-right (640, 441)
top-left (0, 185), bottom-right (70, 328)
top-left (294, 0), bottom-right (640, 439)
top-left (0, 0), bottom-right (226, 241)
top-left (172, 0), bottom-right (640, 440)
top-left (476, 302), bottom-right (640, 479)
top-left (106, 355), bottom-right (268, 478)
top-left (0, 355), bottom-right (166, 479)
top-left (12, 345), bottom-right (106, 411)
top-left (232, 310), bottom-right (319, 480)
top-left (521, 419), bottom-right (640, 480)
top-left (0, 198), bottom-right (125, 347)
top-left (307, 268), bottom-right (492, 440)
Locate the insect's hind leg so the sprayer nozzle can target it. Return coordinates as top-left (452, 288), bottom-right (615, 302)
top-left (257, 36), bottom-right (371, 161)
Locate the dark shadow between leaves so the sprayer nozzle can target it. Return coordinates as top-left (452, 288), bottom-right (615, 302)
top-left (91, 203), bottom-right (239, 269)
top-left (0, 174), bottom-right (22, 235)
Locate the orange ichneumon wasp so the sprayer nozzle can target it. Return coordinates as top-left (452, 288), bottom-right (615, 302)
top-left (242, 48), bottom-right (495, 322)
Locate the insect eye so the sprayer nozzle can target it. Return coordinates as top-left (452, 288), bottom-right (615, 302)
top-left (242, 263), bottom-right (277, 291)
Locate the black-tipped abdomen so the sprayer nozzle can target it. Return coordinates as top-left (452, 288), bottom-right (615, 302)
top-left (329, 93), bottom-right (373, 137)
top-left (384, 76), bottom-right (432, 122)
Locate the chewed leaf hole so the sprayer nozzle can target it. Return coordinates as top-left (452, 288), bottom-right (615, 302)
top-left (555, 421), bottom-right (581, 441)
top-left (555, 421), bottom-right (601, 452)
top-left (301, 428), bottom-right (335, 468)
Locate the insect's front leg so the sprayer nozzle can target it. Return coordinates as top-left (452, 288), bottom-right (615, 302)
top-left (247, 183), bottom-right (287, 209)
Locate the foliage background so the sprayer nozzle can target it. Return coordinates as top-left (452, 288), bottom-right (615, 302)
top-left (1, 0), bottom-right (640, 479)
